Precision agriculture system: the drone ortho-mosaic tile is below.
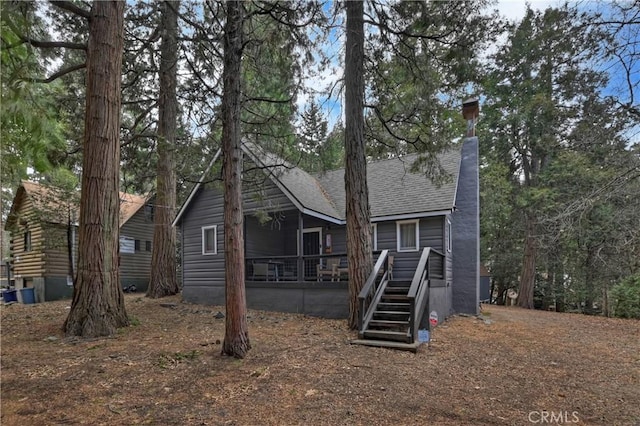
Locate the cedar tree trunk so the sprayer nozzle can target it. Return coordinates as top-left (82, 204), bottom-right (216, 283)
top-left (220, 0), bottom-right (251, 358)
top-left (147, 0), bottom-right (179, 298)
top-left (64, 0), bottom-right (128, 336)
top-left (344, 0), bottom-right (373, 329)
top-left (517, 214), bottom-right (536, 309)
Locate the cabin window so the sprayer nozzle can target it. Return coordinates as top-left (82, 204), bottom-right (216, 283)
top-left (371, 223), bottom-right (378, 251)
top-left (134, 239), bottom-right (141, 252)
top-left (202, 225), bottom-right (217, 255)
top-left (446, 218), bottom-right (452, 253)
top-left (397, 219), bottom-right (419, 252)
top-left (144, 204), bottom-right (154, 222)
top-left (145, 241), bottom-right (151, 252)
top-left (24, 231), bottom-right (32, 252)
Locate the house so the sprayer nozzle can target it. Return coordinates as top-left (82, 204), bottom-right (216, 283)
top-left (4, 181), bottom-right (155, 302)
top-left (175, 134), bottom-right (479, 322)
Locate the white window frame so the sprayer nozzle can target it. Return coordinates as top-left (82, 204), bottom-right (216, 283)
top-left (396, 219), bottom-right (419, 252)
top-left (371, 223), bottom-right (378, 251)
top-left (446, 218), bottom-right (452, 253)
top-left (202, 225), bottom-right (217, 255)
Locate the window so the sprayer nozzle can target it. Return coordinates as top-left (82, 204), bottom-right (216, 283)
top-left (396, 219), bottom-right (419, 252)
top-left (371, 223), bottom-right (378, 251)
top-left (134, 239), bottom-right (141, 252)
top-left (202, 225), bottom-right (217, 255)
top-left (24, 231), bottom-right (32, 252)
top-left (145, 241), bottom-right (152, 252)
top-left (446, 219), bottom-right (452, 253)
top-left (144, 204), bottom-right (154, 222)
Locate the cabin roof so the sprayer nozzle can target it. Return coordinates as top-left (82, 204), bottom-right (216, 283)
top-left (315, 149), bottom-right (461, 220)
top-left (5, 181), bottom-right (148, 230)
top-left (174, 141), bottom-right (464, 225)
top-left (242, 142), bottom-right (343, 221)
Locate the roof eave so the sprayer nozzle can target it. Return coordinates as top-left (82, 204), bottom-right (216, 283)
top-left (172, 148), bottom-right (222, 227)
top-left (371, 209), bottom-right (453, 222)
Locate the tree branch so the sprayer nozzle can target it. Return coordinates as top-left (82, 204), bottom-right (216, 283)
top-left (49, 0), bottom-right (91, 20)
top-left (3, 18), bottom-right (87, 50)
top-left (30, 63), bottom-right (86, 83)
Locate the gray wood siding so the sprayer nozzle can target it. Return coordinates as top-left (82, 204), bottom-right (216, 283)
top-left (373, 217), bottom-right (445, 280)
top-left (181, 188), bottom-right (226, 291)
top-left (181, 178), bottom-right (295, 293)
top-left (243, 175), bottom-right (294, 212)
top-left (120, 207), bottom-right (154, 281)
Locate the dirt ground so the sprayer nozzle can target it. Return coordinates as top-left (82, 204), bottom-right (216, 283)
top-left (1, 295), bottom-right (639, 426)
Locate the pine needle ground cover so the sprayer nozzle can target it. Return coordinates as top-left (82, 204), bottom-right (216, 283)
top-left (1, 296), bottom-right (638, 425)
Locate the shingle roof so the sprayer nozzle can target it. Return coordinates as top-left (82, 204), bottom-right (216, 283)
top-left (316, 148), bottom-right (461, 219)
top-left (242, 143), bottom-right (342, 220)
top-left (244, 142), bottom-right (462, 221)
top-left (174, 142), bottom-right (463, 225)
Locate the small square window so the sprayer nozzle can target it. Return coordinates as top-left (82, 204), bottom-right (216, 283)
top-left (134, 239), bottom-right (141, 251)
top-left (397, 220), bottom-right (419, 252)
top-left (202, 226), bottom-right (217, 255)
top-left (145, 241), bottom-right (151, 252)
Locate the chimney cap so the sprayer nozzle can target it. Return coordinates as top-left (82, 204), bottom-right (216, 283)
top-left (462, 98), bottom-right (479, 120)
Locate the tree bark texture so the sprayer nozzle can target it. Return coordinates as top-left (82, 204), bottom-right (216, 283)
top-left (221, 0), bottom-right (251, 359)
top-left (147, 0), bottom-right (179, 298)
top-left (64, 0), bottom-right (128, 337)
top-left (517, 215), bottom-right (536, 309)
top-left (344, 0), bottom-right (373, 330)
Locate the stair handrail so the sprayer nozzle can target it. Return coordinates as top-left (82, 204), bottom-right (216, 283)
top-left (407, 247), bottom-right (434, 343)
top-left (358, 249), bottom-right (390, 333)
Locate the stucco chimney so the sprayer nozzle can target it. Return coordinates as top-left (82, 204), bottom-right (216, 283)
top-left (462, 98), bottom-right (479, 137)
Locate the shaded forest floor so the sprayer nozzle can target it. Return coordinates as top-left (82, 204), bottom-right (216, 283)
top-left (1, 295), bottom-right (639, 425)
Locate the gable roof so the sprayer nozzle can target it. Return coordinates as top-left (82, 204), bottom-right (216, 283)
top-left (242, 142), bottom-right (343, 222)
top-left (316, 149), bottom-right (461, 220)
top-left (174, 141), bottom-right (464, 225)
top-left (5, 181), bottom-right (148, 229)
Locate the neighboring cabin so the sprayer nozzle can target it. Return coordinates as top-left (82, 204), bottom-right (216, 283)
top-left (173, 133), bottom-right (480, 324)
top-left (4, 181), bottom-right (154, 302)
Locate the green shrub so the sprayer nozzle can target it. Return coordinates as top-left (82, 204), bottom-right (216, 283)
top-left (610, 274), bottom-right (640, 319)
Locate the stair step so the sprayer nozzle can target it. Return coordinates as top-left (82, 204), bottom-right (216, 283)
top-left (384, 286), bottom-right (409, 294)
top-left (373, 310), bottom-right (411, 319)
top-left (369, 320), bottom-right (410, 330)
top-left (377, 302), bottom-right (411, 311)
top-left (380, 294), bottom-right (410, 301)
top-left (351, 339), bottom-right (422, 352)
top-left (388, 280), bottom-right (411, 287)
top-left (362, 329), bottom-right (411, 343)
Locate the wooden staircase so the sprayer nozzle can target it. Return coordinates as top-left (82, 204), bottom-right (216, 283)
top-left (354, 248), bottom-right (445, 352)
top-left (361, 279), bottom-right (412, 343)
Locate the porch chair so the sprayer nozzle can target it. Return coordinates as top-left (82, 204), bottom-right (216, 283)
top-left (317, 258), bottom-right (341, 281)
top-left (252, 263), bottom-right (276, 281)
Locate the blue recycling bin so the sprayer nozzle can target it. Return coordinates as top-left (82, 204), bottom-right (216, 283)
top-left (19, 287), bottom-right (35, 304)
top-left (3, 289), bottom-right (18, 303)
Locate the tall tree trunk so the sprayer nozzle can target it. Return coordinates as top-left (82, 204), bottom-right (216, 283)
top-left (517, 214), bottom-right (536, 309)
top-left (344, 0), bottom-right (372, 330)
top-left (64, 0), bottom-right (128, 337)
top-left (147, 0), bottom-right (179, 298)
top-left (221, 0), bottom-right (250, 358)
